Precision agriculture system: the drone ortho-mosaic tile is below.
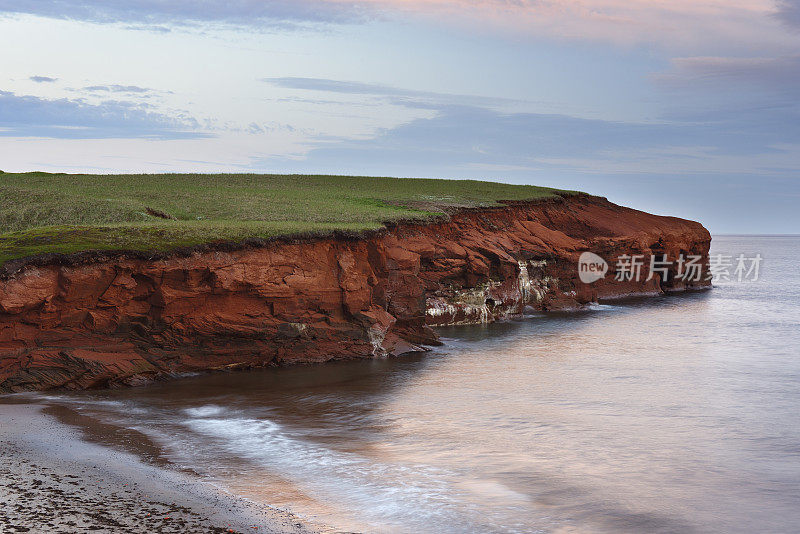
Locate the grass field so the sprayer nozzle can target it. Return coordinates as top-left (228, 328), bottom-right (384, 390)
top-left (0, 172), bottom-right (571, 263)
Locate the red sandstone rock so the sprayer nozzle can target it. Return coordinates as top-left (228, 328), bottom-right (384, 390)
top-left (0, 195), bottom-right (710, 392)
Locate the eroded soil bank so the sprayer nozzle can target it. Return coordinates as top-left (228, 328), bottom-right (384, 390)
top-left (0, 194), bottom-right (710, 392)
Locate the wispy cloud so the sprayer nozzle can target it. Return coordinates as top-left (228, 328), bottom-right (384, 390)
top-left (0, 90), bottom-right (208, 139)
top-left (348, 0), bottom-right (790, 53)
top-left (82, 84), bottom-right (153, 94)
top-left (29, 75), bottom-right (57, 83)
top-left (0, 0), bottom-right (790, 52)
top-left (265, 77), bottom-right (435, 98)
top-left (266, 103), bottom-right (800, 175)
top-left (0, 0), bottom-right (366, 28)
top-left (657, 55), bottom-right (800, 94)
top-left (263, 77), bottom-right (527, 110)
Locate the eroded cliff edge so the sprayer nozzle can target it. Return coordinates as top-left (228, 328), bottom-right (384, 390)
top-left (0, 194), bottom-right (710, 392)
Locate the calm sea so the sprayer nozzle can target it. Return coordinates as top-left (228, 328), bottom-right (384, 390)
top-left (21, 236), bottom-right (800, 533)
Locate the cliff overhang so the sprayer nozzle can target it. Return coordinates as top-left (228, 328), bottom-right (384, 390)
top-left (0, 194), bottom-right (711, 392)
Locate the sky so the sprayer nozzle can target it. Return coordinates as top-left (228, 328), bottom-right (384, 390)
top-left (1, 1), bottom-right (799, 233)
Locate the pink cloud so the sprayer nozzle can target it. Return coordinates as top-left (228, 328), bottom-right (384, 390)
top-left (333, 0), bottom-right (791, 52)
top-left (0, 0), bottom-right (792, 53)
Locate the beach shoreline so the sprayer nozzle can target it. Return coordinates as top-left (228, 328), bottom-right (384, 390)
top-left (0, 401), bottom-right (323, 534)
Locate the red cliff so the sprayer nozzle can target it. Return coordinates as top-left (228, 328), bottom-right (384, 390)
top-left (0, 194), bottom-right (710, 392)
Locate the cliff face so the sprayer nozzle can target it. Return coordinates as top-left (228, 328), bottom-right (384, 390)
top-left (0, 195), bottom-right (710, 392)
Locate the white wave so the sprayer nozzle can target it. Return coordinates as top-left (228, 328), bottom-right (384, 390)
top-left (182, 414), bottom-right (472, 532)
top-left (21, 394), bottom-right (149, 415)
top-left (586, 302), bottom-right (616, 311)
top-left (182, 405), bottom-right (226, 418)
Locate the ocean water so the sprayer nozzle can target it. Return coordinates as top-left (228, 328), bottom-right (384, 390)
top-left (20, 236), bottom-right (800, 533)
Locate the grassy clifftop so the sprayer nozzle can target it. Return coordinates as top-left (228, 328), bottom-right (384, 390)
top-left (0, 172), bottom-right (570, 263)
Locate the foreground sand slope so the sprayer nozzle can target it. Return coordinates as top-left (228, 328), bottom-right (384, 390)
top-left (0, 402), bottom-right (317, 533)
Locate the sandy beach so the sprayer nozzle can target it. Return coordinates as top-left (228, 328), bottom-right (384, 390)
top-left (0, 401), bottom-right (323, 534)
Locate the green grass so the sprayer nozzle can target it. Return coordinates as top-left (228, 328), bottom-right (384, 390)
top-left (0, 172), bottom-right (573, 264)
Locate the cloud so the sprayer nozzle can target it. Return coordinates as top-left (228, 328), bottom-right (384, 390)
top-left (262, 77), bottom-right (800, 172)
top-left (0, 0), bottom-right (365, 28)
top-left (266, 77), bottom-right (428, 97)
top-left (263, 77), bottom-right (525, 110)
top-left (29, 76), bottom-right (58, 83)
top-left (263, 103), bottom-right (800, 176)
top-left (357, 0), bottom-right (788, 52)
top-left (0, 0), bottom-right (789, 52)
top-left (776, 0), bottom-right (800, 27)
top-left (656, 55), bottom-right (800, 95)
top-left (0, 90), bottom-right (208, 139)
top-left (82, 84), bottom-right (153, 94)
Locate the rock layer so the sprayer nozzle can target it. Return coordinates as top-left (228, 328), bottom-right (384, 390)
top-left (0, 194), bottom-right (710, 392)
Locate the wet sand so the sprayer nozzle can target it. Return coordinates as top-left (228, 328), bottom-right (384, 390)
top-left (0, 402), bottom-right (322, 534)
